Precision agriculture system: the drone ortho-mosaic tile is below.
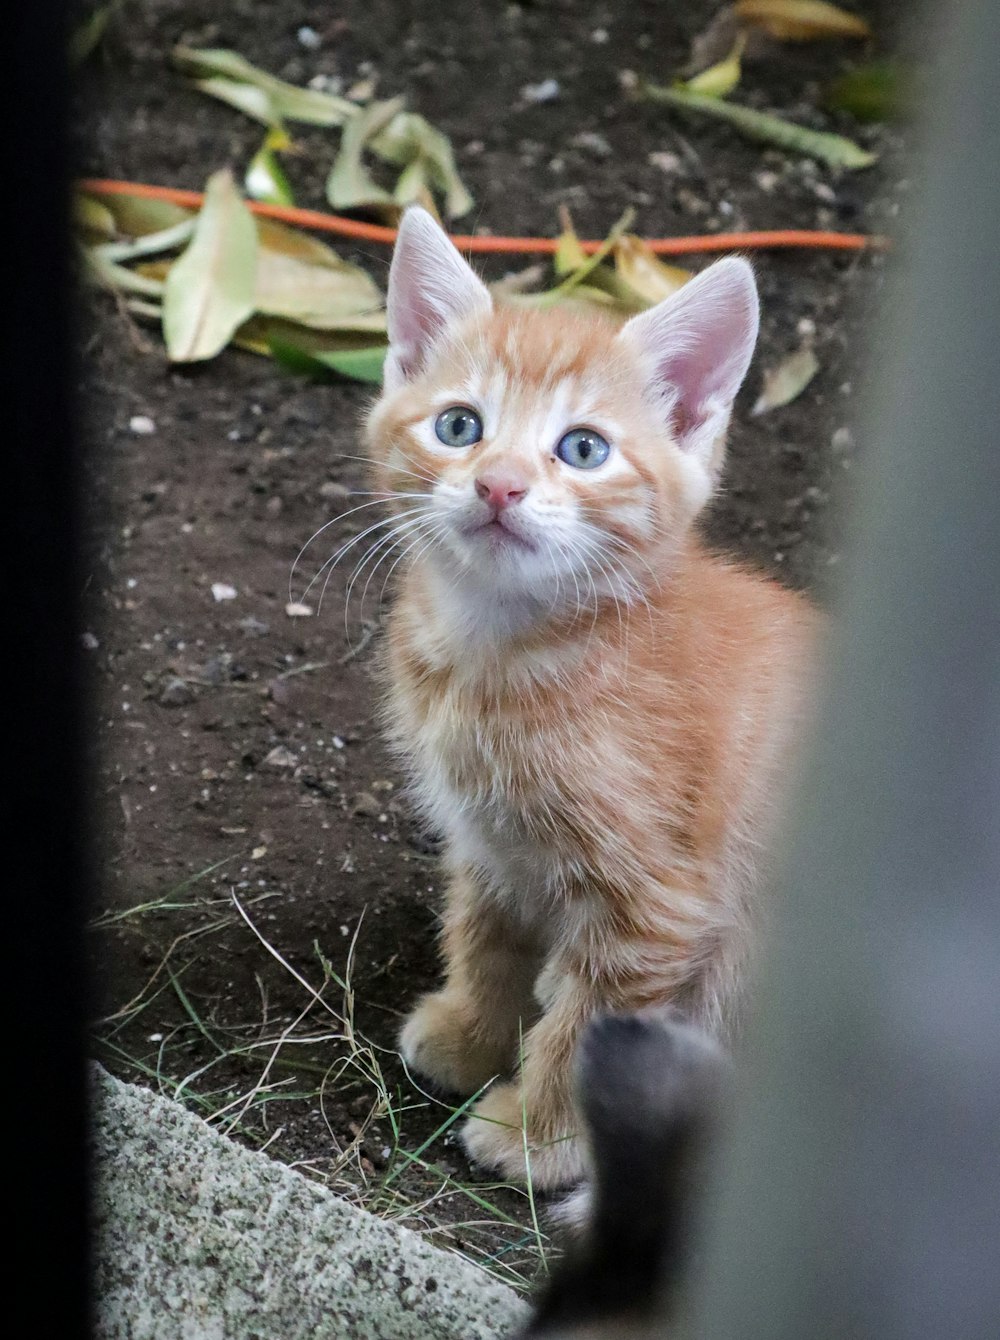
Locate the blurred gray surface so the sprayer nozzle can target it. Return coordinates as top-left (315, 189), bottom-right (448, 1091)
top-left (692, 4), bottom-right (1000, 1337)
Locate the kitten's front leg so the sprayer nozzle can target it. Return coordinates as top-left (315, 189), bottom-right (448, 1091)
top-left (460, 957), bottom-right (599, 1189)
top-left (399, 866), bottom-right (541, 1096)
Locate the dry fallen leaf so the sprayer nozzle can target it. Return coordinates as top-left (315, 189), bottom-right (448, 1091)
top-left (752, 346), bottom-right (820, 414)
top-left (735, 0), bottom-right (872, 42)
top-left (253, 216), bottom-right (384, 328)
top-left (174, 46), bottom-right (357, 126)
top-left (162, 169), bottom-right (258, 363)
top-left (613, 236), bottom-right (692, 304)
top-left (325, 96), bottom-right (405, 213)
top-left (554, 206), bottom-right (588, 275)
top-left (74, 193), bottom-right (117, 239)
top-left (371, 111), bottom-right (475, 219)
top-left (95, 192), bottom-right (193, 238)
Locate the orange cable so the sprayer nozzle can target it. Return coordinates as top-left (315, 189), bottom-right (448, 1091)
top-left (78, 177), bottom-right (888, 255)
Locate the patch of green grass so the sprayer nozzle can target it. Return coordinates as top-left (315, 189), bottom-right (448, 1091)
top-left (91, 867), bottom-right (552, 1293)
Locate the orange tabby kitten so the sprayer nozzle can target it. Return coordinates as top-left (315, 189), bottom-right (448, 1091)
top-left (364, 208), bottom-right (816, 1190)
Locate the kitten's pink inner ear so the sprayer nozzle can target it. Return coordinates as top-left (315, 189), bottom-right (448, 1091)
top-left (385, 208), bottom-right (492, 387)
top-left (619, 257), bottom-right (759, 465)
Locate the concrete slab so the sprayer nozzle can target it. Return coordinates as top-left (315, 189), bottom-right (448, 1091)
top-left (91, 1065), bottom-right (530, 1339)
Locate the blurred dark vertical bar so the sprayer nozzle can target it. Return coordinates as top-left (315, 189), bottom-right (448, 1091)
top-left (691, 3), bottom-right (1000, 1337)
top-left (6, 4), bottom-right (91, 1335)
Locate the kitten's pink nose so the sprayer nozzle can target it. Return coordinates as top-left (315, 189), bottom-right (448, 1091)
top-left (475, 473), bottom-right (528, 510)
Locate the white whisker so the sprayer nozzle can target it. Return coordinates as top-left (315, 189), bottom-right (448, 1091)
top-left (289, 491), bottom-right (433, 600)
top-left (300, 504), bottom-right (433, 609)
top-left (345, 511), bottom-right (438, 628)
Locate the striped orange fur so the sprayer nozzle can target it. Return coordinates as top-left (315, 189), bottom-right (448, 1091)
top-left (363, 209), bottom-right (817, 1189)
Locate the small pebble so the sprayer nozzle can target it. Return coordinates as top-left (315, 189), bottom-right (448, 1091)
top-left (129, 415), bottom-right (156, 436)
top-left (297, 25), bottom-right (321, 49)
top-left (159, 677), bottom-right (194, 707)
top-left (211, 583), bottom-right (237, 602)
top-left (285, 601), bottom-right (313, 618)
top-left (648, 150), bottom-right (681, 175)
top-left (351, 791), bottom-right (381, 818)
top-left (346, 76), bottom-right (376, 101)
top-left (571, 130), bottom-right (612, 158)
top-left (262, 745), bottom-right (298, 770)
top-left (521, 78), bottom-right (560, 104)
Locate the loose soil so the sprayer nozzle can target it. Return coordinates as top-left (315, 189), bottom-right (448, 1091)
top-left (81, 0), bottom-right (910, 1292)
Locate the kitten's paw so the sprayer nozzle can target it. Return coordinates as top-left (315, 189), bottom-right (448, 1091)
top-left (461, 1082), bottom-right (584, 1190)
top-left (398, 991), bottom-right (510, 1096)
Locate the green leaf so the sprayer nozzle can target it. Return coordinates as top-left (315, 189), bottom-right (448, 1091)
top-left (735, 1), bottom-right (872, 41)
top-left (751, 346), bottom-right (820, 414)
top-left (162, 169), bottom-right (258, 363)
top-left (640, 83), bottom-right (877, 169)
top-left (245, 130), bottom-right (296, 205)
top-left (326, 97), bottom-right (405, 212)
top-left (371, 112), bottom-right (474, 220)
top-left (173, 47), bottom-right (358, 126)
top-left (306, 345), bottom-right (387, 383)
top-left (267, 332), bottom-right (387, 383)
top-left (681, 33), bottom-right (746, 98)
top-left (825, 60), bottom-right (908, 123)
top-left (253, 216), bottom-right (385, 329)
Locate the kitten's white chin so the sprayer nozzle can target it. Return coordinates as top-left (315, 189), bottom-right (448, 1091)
top-left (435, 522), bottom-right (561, 618)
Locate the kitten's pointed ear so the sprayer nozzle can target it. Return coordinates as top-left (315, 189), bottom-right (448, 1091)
top-left (619, 257), bottom-right (759, 478)
top-left (384, 207), bottom-right (492, 390)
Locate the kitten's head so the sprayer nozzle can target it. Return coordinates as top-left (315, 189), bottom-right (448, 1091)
top-left (366, 208), bottom-right (758, 612)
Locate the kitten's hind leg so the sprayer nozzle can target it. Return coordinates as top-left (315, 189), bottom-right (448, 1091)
top-left (399, 867), bottom-right (542, 1096)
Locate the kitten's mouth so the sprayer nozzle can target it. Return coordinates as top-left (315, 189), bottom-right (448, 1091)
top-left (467, 514), bottom-right (536, 553)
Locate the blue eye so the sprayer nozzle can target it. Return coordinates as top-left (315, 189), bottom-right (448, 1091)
top-left (435, 406), bottom-right (483, 448)
top-left (555, 428), bottom-right (611, 470)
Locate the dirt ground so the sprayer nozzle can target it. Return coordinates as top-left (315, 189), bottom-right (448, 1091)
top-left (81, 0), bottom-right (910, 1289)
